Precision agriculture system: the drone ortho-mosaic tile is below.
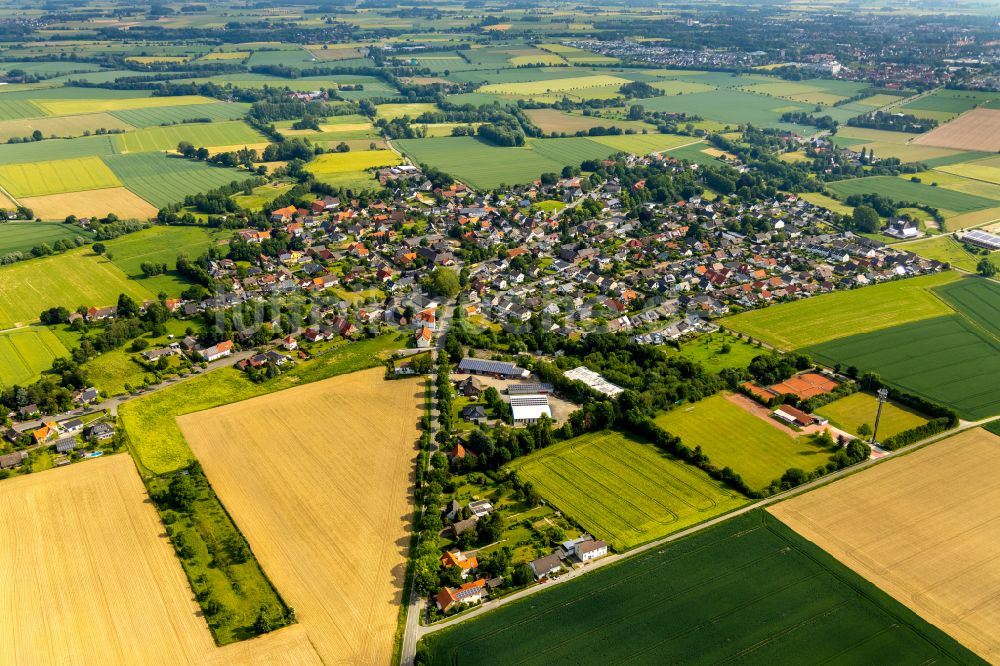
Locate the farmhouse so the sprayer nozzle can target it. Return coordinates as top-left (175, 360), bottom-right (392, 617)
top-left (436, 579), bottom-right (488, 612)
top-left (563, 366), bottom-right (624, 397)
top-left (197, 340), bottom-right (233, 362)
top-left (458, 358), bottom-right (529, 379)
top-left (440, 550), bottom-right (479, 578)
top-left (510, 394), bottom-right (552, 425)
top-left (529, 553), bottom-right (562, 580)
top-left (883, 218), bottom-right (921, 240)
top-left (458, 376), bottom-right (484, 398)
top-left (575, 539), bottom-right (609, 562)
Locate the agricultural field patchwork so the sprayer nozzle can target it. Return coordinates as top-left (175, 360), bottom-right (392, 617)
top-left (653, 393), bottom-right (835, 490)
top-left (0, 326), bottom-right (70, 387)
top-left (771, 427), bottom-right (1000, 662)
top-left (914, 108), bottom-right (1000, 153)
top-left (721, 270), bottom-right (961, 349)
top-left (511, 430), bottom-right (747, 550)
top-left (0, 156), bottom-right (121, 197)
top-left (0, 248), bottom-right (154, 329)
top-left (179, 368), bottom-right (420, 665)
top-left (421, 510), bottom-right (978, 665)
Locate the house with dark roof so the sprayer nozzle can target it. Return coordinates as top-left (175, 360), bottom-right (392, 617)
top-left (461, 405), bottom-right (486, 423)
top-left (435, 579), bottom-right (488, 612)
top-left (529, 553), bottom-right (562, 580)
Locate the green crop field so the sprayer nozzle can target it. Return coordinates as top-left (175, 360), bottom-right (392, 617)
top-left (807, 315), bottom-right (1000, 420)
top-left (0, 113), bottom-right (134, 142)
top-left (117, 120), bottom-right (265, 152)
top-left (102, 152), bottom-right (250, 207)
top-left (420, 511), bottom-right (980, 665)
top-left (827, 176), bottom-right (997, 214)
top-left (937, 161), bottom-right (1000, 186)
top-left (0, 221), bottom-right (92, 255)
top-left (671, 332), bottom-right (766, 372)
top-left (722, 271), bottom-right (961, 349)
top-left (653, 393), bottom-right (835, 490)
top-left (0, 156), bottom-right (121, 197)
top-left (105, 225), bottom-right (228, 295)
top-left (0, 99), bottom-right (45, 121)
top-left (0, 249), bottom-right (154, 329)
top-left (635, 89), bottom-right (811, 129)
top-left (510, 430), bottom-right (747, 550)
top-left (588, 132), bottom-right (699, 154)
top-left (120, 334), bottom-right (406, 475)
top-left (480, 74), bottom-right (629, 95)
top-left (35, 94), bottom-right (217, 116)
top-left (109, 102), bottom-right (250, 128)
top-left (0, 326), bottom-right (70, 387)
top-left (815, 391), bottom-right (928, 439)
top-left (936, 277), bottom-right (1000, 338)
top-left (307, 149), bottom-right (402, 174)
top-left (0, 133), bottom-right (121, 165)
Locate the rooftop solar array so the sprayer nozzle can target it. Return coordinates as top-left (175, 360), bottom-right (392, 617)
top-left (964, 229), bottom-right (1000, 249)
top-left (458, 358), bottom-right (526, 376)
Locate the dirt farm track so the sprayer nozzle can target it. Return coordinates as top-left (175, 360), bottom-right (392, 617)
top-left (179, 367), bottom-right (422, 665)
top-left (770, 428), bottom-right (1000, 662)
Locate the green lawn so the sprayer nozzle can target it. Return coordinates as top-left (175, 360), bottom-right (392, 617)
top-left (721, 271), bottom-right (961, 350)
top-left (671, 332), bottom-right (765, 372)
top-left (510, 430), bottom-right (747, 550)
top-left (120, 333), bottom-right (406, 475)
top-left (420, 511), bottom-right (980, 665)
top-left (0, 326), bottom-right (70, 387)
top-left (654, 393), bottom-right (835, 490)
top-left (815, 391), bottom-right (928, 439)
top-left (0, 248), bottom-right (154, 329)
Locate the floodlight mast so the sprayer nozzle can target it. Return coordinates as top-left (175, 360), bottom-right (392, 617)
top-left (870, 388), bottom-right (888, 447)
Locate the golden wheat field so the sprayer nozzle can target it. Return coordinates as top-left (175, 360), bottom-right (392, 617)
top-left (178, 367), bottom-right (422, 665)
top-left (770, 428), bottom-right (1000, 662)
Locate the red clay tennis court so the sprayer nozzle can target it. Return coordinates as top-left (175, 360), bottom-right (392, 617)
top-left (769, 372), bottom-right (838, 400)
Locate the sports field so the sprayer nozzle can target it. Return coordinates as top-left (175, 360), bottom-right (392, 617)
top-left (511, 430), bottom-right (747, 550)
top-left (721, 271), bottom-right (961, 349)
top-left (654, 393), bottom-right (835, 490)
top-left (0, 156), bottom-right (121, 197)
top-left (0, 326), bottom-right (69, 387)
top-left (806, 314), bottom-right (1000, 420)
top-left (0, 249), bottom-right (153, 329)
top-left (827, 176), bottom-right (997, 214)
top-left (771, 427), bottom-right (1000, 662)
top-left (914, 109), bottom-right (1000, 153)
top-left (21, 187), bottom-right (158, 220)
top-left (815, 391), bottom-right (928, 439)
top-left (0, 220), bottom-right (91, 255)
top-left (421, 510), bottom-right (979, 665)
top-left (117, 120), bottom-right (265, 152)
top-left (179, 368), bottom-right (420, 665)
top-left (103, 152), bottom-right (250, 207)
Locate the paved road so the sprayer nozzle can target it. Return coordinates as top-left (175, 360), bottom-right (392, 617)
top-left (399, 413), bottom-right (999, 661)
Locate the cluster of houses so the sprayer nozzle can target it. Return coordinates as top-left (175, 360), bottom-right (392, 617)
top-left (2, 415), bottom-right (115, 471)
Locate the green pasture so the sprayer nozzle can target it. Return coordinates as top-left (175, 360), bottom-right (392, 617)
top-left (510, 430), bottom-right (747, 550)
top-left (671, 332), bottom-right (766, 373)
top-left (105, 225), bottom-right (228, 295)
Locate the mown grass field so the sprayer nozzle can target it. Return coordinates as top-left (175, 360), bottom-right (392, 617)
top-left (771, 428), bottom-right (1000, 662)
top-left (420, 510), bottom-right (980, 665)
top-left (0, 220), bottom-right (92, 255)
top-left (103, 152), bottom-right (250, 207)
top-left (230, 182), bottom-right (295, 210)
top-left (654, 393), bottom-right (835, 490)
top-left (511, 430), bottom-right (747, 550)
top-left (0, 326), bottom-right (69, 387)
top-left (827, 176), bottom-right (997, 214)
top-left (0, 249), bottom-right (153, 329)
top-left (721, 271), bottom-right (961, 349)
top-left (815, 391), bottom-right (928, 439)
top-left (120, 334), bottom-right (406, 475)
top-left (0, 156), bottom-right (121, 197)
top-left (116, 120), bottom-right (263, 153)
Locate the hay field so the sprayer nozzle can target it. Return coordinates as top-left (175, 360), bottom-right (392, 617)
top-left (0, 156), bottom-right (121, 197)
top-left (21, 186), bottom-right (157, 220)
top-left (914, 109), bottom-right (1000, 152)
top-left (770, 428), bottom-right (1000, 662)
top-left (0, 455), bottom-right (218, 664)
top-left (179, 368), bottom-right (421, 665)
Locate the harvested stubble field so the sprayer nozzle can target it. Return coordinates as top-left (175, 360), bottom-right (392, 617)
top-left (914, 108), bottom-right (1000, 152)
top-left (179, 368), bottom-right (420, 665)
top-left (721, 270), bottom-right (960, 349)
top-left (21, 187), bottom-right (158, 220)
top-left (0, 455), bottom-right (218, 664)
top-left (511, 430), bottom-right (747, 550)
top-left (422, 510), bottom-right (979, 665)
top-left (770, 428), bottom-right (1000, 663)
